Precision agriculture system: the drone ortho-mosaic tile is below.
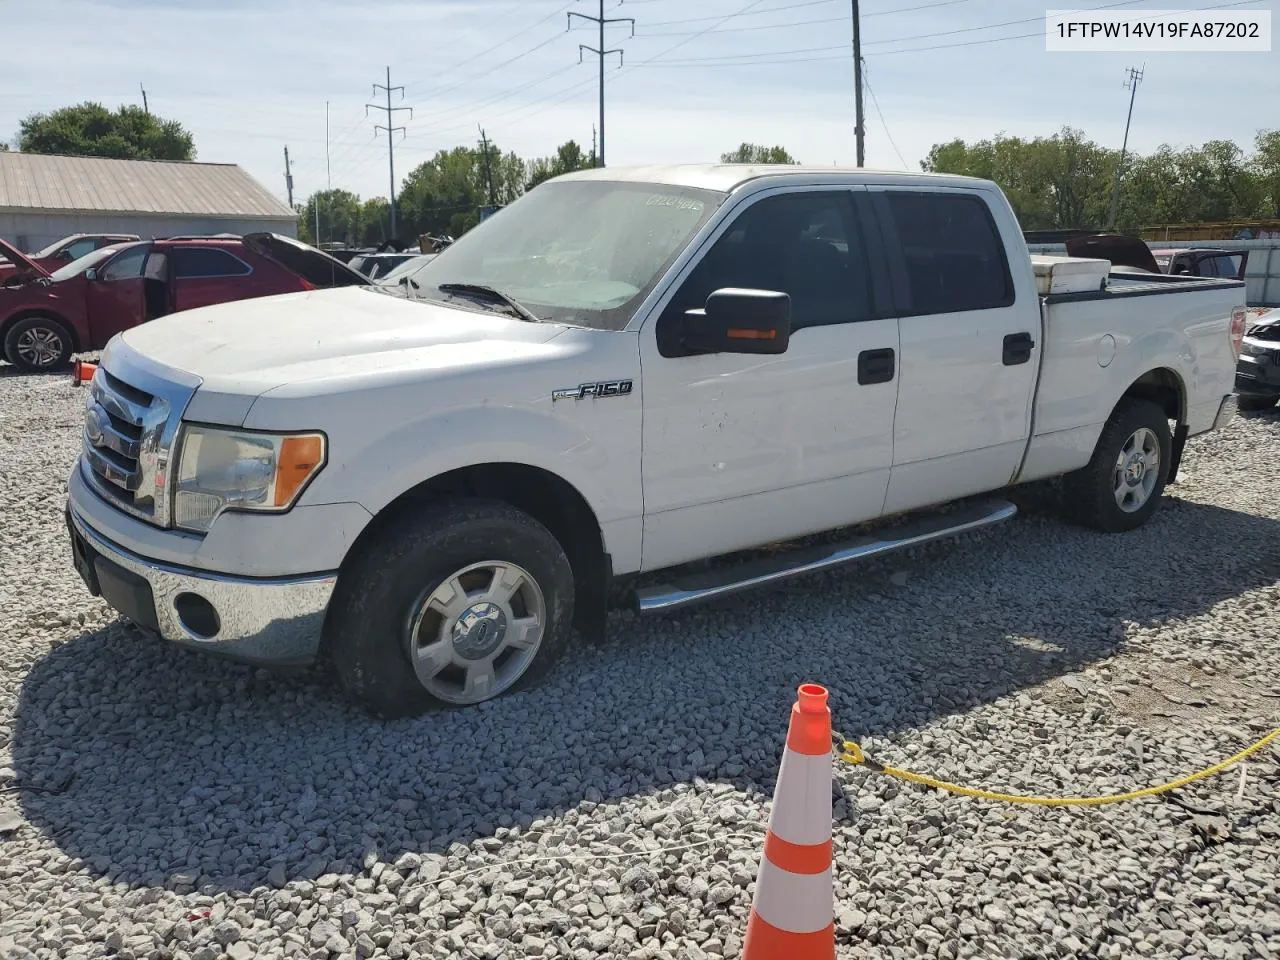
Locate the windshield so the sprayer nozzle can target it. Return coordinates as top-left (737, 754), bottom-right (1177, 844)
top-left (396, 179), bottom-right (723, 330)
top-left (49, 245), bottom-right (125, 282)
top-left (30, 239), bottom-right (72, 259)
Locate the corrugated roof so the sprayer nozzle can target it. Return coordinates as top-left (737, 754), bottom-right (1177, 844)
top-left (0, 152), bottom-right (295, 220)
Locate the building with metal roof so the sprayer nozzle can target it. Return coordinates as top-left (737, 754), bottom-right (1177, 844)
top-left (0, 152), bottom-right (296, 253)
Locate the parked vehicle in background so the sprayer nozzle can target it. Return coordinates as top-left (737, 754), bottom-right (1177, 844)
top-left (1152, 248), bottom-right (1248, 281)
top-left (349, 252), bottom-right (420, 280)
top-left (1236, 310), bottom-right (1280, 410)
top-left (0, 234), bottom-right (368, 372)
top-left (375, 254), bottom-right (437, 289)
top-left (1065, 234), bottom-right (1249, 281)
top-left (65, 165), bottom-right (1245, 716)
top-left (0, 233), bottom-right (139, 284)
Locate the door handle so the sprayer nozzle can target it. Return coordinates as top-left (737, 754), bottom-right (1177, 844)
top-left (858, 347), bottom-right (895, 385)
top-left (1002, 332), bottom-right (1035, 366)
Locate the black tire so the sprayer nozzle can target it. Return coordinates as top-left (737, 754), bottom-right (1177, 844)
top-left (328, 499), bottom-right (575, 718)
top-left (1237, 395), bottom-right (1278, 412)
top-left (4, 315), bottom-right (75, 372)
top-left (1062, 398), bottom-right (1172, 533)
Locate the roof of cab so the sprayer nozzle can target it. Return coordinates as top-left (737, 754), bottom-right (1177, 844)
top-left (554, 163), bottom-right (993, 194)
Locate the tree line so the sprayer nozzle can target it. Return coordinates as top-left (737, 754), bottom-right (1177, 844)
top-left (923, 126), bottom-right (1280, 231)
top-left (14, 101), bottom-right (1279, 241)
top-left (297, 141), bottom-right (803, 247)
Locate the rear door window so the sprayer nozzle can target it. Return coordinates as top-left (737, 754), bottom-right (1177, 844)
top-left (173, 247), bottom-right (252, 279)
top-left (881, 191), bottom-right (1014, 316)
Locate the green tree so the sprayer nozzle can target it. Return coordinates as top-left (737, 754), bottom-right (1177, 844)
top-left (720, 143), bottom-right (798, 164)
top-left (297, 189), bottom-right (363, 246)
top-left (1254, 129), bottom-right (1280, 218)
top-left (359, 198), bottom-right (391, 246)
top-left (19, 102), bottom-right (194, 161)
top-left (525, 140), bottom-right (595, 190)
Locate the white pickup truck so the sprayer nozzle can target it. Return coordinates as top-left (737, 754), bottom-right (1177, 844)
top-left (66, 165), bottom-right (1247, 715)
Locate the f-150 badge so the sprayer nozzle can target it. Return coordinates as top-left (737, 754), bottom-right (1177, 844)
top-left (552, 380), bottom-right (634, 401)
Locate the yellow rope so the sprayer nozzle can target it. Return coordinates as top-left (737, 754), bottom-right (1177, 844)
top-left (836, 727), bottom-right (1280, 807)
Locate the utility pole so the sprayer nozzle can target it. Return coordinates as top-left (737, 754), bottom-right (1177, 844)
top-left (140, 84), bottom-right (149, 115)
top-left (569, 0), bottom-right (634, 168)
top-left (318, 100), bottom-right (329, 247)
top-left (852, 0), bottom-right (865, 166)
top-left (367, 67), bottom-right (412, 238)
top-left (283, 145), bottom-right (294, 208)
top-left (478, 126), bottom-right (497, 206)
top-left (1107, 65), bottom-right (1144, 230)
top-left (591, 125), bottom-right (597, 166)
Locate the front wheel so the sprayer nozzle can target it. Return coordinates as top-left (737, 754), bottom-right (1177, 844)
top-left (4, 315), bottom-right (75, 372)
top-left (1062, 398), bottom-right (1172, 533)
top-left (328, 499), bottom-right (575, 717)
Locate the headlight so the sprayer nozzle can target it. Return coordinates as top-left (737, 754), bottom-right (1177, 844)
top-left (1241, 340), bottom-right (1266, 357)
top-left (173, 426), bottom-right (326, 533)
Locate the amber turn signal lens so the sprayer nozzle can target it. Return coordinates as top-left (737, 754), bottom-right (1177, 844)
top-left (726, 328), bottom-right (777, 340)
top-left (274, 434), bottom-right (326, 506)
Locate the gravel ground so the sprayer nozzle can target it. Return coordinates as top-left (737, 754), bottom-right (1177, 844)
top-left (1, 363), bottom-right (1278, 960)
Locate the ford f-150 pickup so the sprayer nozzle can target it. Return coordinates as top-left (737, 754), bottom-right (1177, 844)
top-left (64, 165), bottom-right (1247, 716)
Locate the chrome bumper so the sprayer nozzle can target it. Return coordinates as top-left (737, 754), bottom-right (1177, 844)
top-left (67, 503), bottom-right (335, 666)
top-left (1214, 394), bottom-right (1238, 430)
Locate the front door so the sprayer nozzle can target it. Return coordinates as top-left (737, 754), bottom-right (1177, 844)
top-left (84, 244), bottom-right (149, 349)
top-left (638, 187), bottom-right (901, 572)
top-left (869, 187), bottom-right (1040, 515)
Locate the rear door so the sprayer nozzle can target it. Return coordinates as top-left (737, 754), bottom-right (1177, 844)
top-left (170, 246), bottom-right (257, 312)
top-left (871, 187), bottom-right (1040, 515)
top-left (84, 244), bottom-right (149, 348)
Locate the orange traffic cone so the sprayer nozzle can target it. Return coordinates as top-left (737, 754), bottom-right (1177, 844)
top-left (743, 683), bottom-right (835, 960)
top-left (73, 361), bottom-right (97, 386)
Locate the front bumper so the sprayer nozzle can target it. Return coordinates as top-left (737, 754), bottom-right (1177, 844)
top-left (67, 502), bottom-right (335, 666)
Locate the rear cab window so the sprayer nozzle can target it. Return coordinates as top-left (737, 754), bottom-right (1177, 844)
top-left (878, 191), bottom-right (1014, 316)
top-left (172, 247), bottom-right (253, 279)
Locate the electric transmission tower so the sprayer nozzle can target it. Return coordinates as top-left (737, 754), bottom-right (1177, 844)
top-left (367, 67), bottom-right (413, 238)
top-left (568, 0), bottom-right (634, 168)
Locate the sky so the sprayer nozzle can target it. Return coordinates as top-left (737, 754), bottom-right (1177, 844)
top-left (1, 0), bottom-right (1277, 207)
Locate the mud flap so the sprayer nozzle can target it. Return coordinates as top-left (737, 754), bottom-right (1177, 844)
top-left (1166, 423), bottom-right (1189, 484)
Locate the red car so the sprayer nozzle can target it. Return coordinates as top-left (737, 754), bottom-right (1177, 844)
top-left (0, 233), bottom-right (140, 284)
top-left (0, 234), bottom-right (369, 372)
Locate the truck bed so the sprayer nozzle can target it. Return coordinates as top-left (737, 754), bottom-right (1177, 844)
top-left (1015, 270), bottom-right (1244, 484)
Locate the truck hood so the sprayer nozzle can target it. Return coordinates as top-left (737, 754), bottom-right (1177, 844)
top-left (116, 286), bottom-right (571, 417)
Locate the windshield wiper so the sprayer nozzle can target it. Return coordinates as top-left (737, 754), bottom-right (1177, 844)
top-left (436, 282), bottom-right (541, 323)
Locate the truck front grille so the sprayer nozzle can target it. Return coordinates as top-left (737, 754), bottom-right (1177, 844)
top-left (82, 368), bottom-right (179, 524)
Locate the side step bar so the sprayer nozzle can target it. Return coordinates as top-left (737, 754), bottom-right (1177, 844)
top-left (634, 499), bottom-right (1017, 614)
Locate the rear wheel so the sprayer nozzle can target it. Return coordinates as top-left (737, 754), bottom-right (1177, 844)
top-left (1237, 395), bottom-right (1278, 412)
top-left (4, 315), bottom-right (74, 372)
top-left (328, 499), bottom-right (575, 717)
top-left (1062, 398), bottom-right (1172, 533)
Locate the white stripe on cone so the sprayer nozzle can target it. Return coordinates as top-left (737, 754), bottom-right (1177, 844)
top-left (752, 859), bottom-right (835, 934)
top-left (768, 748), bottom-right (833, 847)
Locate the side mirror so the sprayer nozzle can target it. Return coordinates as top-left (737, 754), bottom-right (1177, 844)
top-left (681, 287), bottom-right (791, 355)
top-left (85, 268), bottom-right (99, 281)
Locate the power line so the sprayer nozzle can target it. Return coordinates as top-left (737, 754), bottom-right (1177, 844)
top-left (863, 67), bottom-right (907, 168)
top-left (568, 0), bottom-right (635, 167)
top-left (366, 67), bottom-right (413, 237)
top-left (398, 2), bottom-right (575, 92)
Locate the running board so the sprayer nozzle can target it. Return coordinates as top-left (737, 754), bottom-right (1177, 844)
top-left (634, 499), bottom-right (1017, 614)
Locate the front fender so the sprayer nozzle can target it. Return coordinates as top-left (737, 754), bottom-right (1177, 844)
top-left (295, 402), bottom-right (644, 569)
